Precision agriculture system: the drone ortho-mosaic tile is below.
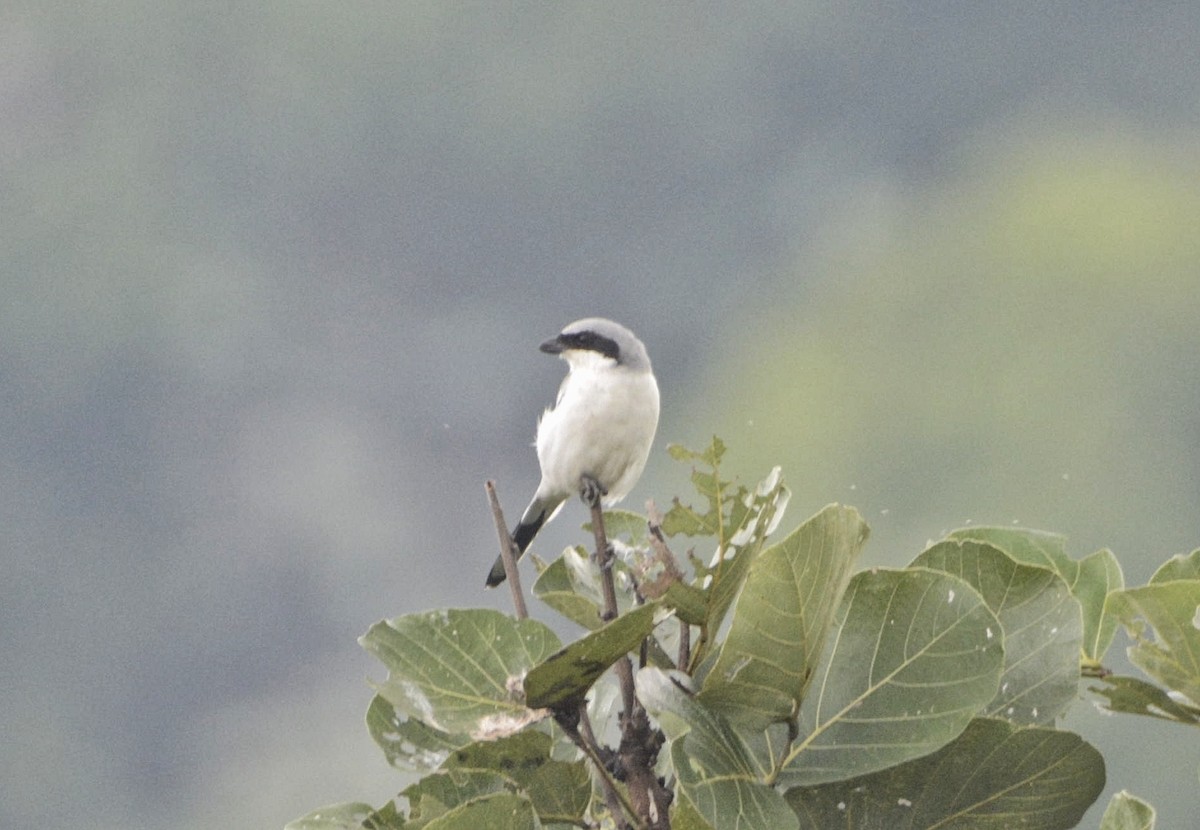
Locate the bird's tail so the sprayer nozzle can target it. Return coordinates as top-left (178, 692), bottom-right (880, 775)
top-left (485, 494), bottom-right (563, 587)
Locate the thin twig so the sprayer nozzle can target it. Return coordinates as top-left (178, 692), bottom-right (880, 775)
top-left (577, 704), bottom-right (603, 754)
top-left (587, 487), bottom-right (637, 717)
top-left (485, 480), bottom-right (527, 620)
top-left (647, 500), bottom-right (690, 671)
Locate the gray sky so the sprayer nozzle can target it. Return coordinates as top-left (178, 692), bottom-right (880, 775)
top-left (4, 4), bottom-right (1200, 828)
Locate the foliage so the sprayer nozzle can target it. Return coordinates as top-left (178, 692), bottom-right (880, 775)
top-left (290, 439), bottom-right (1200, 829)
top-left (1099, 791), bottom-right (1156, 830)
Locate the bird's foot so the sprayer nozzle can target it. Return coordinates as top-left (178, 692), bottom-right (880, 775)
top-left (597, 543), bottom-right (616, 571)
top-left (579, 474), bottom-right (608, 508)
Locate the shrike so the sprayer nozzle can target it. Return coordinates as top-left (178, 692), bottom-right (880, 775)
top-left (486, 318), bottom-right (660, 587)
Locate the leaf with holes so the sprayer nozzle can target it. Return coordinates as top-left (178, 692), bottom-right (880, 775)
top-left (361, 609), bottom-right (560, 739)
top-left (1108, 581), bottom-right (1200, 706)
top-left (365, 694), bottom-right (466, 770)
top-left (1089, 674), bottom-right (1200, 726)
top-left (689, 466), bottom-right (791, 670)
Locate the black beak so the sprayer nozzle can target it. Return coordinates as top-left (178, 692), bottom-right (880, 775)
top-left (540, 336), bottom-right (565, 355)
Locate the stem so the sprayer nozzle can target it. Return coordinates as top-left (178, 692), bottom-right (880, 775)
top-left (587, 482), bottom-right (622, 622)
top-left (646, 501), bottom-right (690, 671)
top-left (584, 479), bottom-right (672, 829)
top-left (563, 705), bottom-right (640, 830)
top-left (677, 622), bottom-right (690, 672)
top-left (485, 480), bottom-right (527, 620)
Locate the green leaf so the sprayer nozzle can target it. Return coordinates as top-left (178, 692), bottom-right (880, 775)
top-left (725, 471), bottom-right (789, 550)
top-left (912, 539), bottom-right (1081, 724)
top-left (1077, 548), bottom-right (1124, 660)
top-left (691, 467), bottom-right (791, 668)
top-left (785, 718), bottom-right (1105, 829)
top-left (422, 793), bottom-right (538, 830)
top-left (662, 580), bottom-right (709, 626)
top-left (638, 666), bottom-right (796, 830)
top-left (444, 729), bottom-right (553, 772)
top-left (665, 468), bottom-right (732, 540)
top-left (1108, 580), bottom-right (1200, 706)
top-left (777, 568), bottom-right (1004, 787)
top-left (669, 796), bottom-right (716, 830)
top-left (361, 609), bottom-right (561, 738)
top-left (400, 766), bottom-right (545, 828)
top-left (365, 694), bottom-right (467, 771)
top-left (948, 526), bottom-right (1075, 578)
top-left (699, 504), bottom-right (869, 728)
top-left (583, 508), bottom-right (650, 546)
top-left (661, 437), bottom-right (752, 543)
top-left (672, 738), bottom-right (798, 830)
top-left (364, 803), bottom-right (407, 830)
top-left (667, 436), bottom-right (726, 467)
top-left (443, 732), bottom-right (590, 825)
top-left (948, 526), bottom-right (1125, 661)
top-left (1089, 674), bottom-right (1200, 726)
top-left (532, 548), bottom-right (635, 631)
top-left (1150, 549), bottom-right (1200, 583)
top-left (662, 497), bottom-right (720, 537)
top-left (402, 770), bottom-right (509, 825)
top-left (524, 602), bottom-right (663, 710)
top-left (286, 802), bottom-right (404, 830)
top-left (1100, 790), bottom-right (1157, 830)
top-left (636, 666), bottom-right (704, 741)
top-left (523, 759), bottom-right (591, 825)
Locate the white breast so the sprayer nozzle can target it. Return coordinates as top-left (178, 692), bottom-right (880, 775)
top-left (535, 360), bottom-right (660, 505)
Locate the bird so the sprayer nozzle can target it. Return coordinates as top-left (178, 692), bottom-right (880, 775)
top-left (486, 317), bottom-right (660, 587)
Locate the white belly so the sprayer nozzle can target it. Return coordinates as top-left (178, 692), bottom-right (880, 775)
top-left (535, 366), bottom-right (660, 504)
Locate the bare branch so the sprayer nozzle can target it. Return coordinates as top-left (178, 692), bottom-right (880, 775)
top-left (584, 479), bottom-right (673, 829)
top-left (585, 477), bottom-right (622, 622)
top-left (485, 480), bottom-right (527, 620)
top-left (647, 499), bottom-right (690, 670)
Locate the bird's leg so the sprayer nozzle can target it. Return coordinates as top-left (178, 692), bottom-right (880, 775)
top-left (579, 473), bottom-right (608, 508)
top-left (581, 473), bottom-right (615, 574)
top-left (582, 474), bottom-right (621, 624)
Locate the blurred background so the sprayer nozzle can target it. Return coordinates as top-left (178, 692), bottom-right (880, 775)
top-left (4, 4), bottom-right (1199, 828)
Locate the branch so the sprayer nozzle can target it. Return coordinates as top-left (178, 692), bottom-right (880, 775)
top-left (583, 478), bottom-right (672, 829)
top-left (585, 480), bottom-right (636, 714)
top-left (485, 480), bottom-right (527, 620)
top-left (585, 478), bottom-right (622, 623)
top-left (574, 705), bottom-right (639, 830)
top-left (646, 500), bottom-right (690, 669)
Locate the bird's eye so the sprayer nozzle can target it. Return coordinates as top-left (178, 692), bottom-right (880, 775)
top-left (561, 330), bottom-right (620, 361)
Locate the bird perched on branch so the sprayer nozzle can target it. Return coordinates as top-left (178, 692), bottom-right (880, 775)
top-left (486, 318), bottom-right (660, 587)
